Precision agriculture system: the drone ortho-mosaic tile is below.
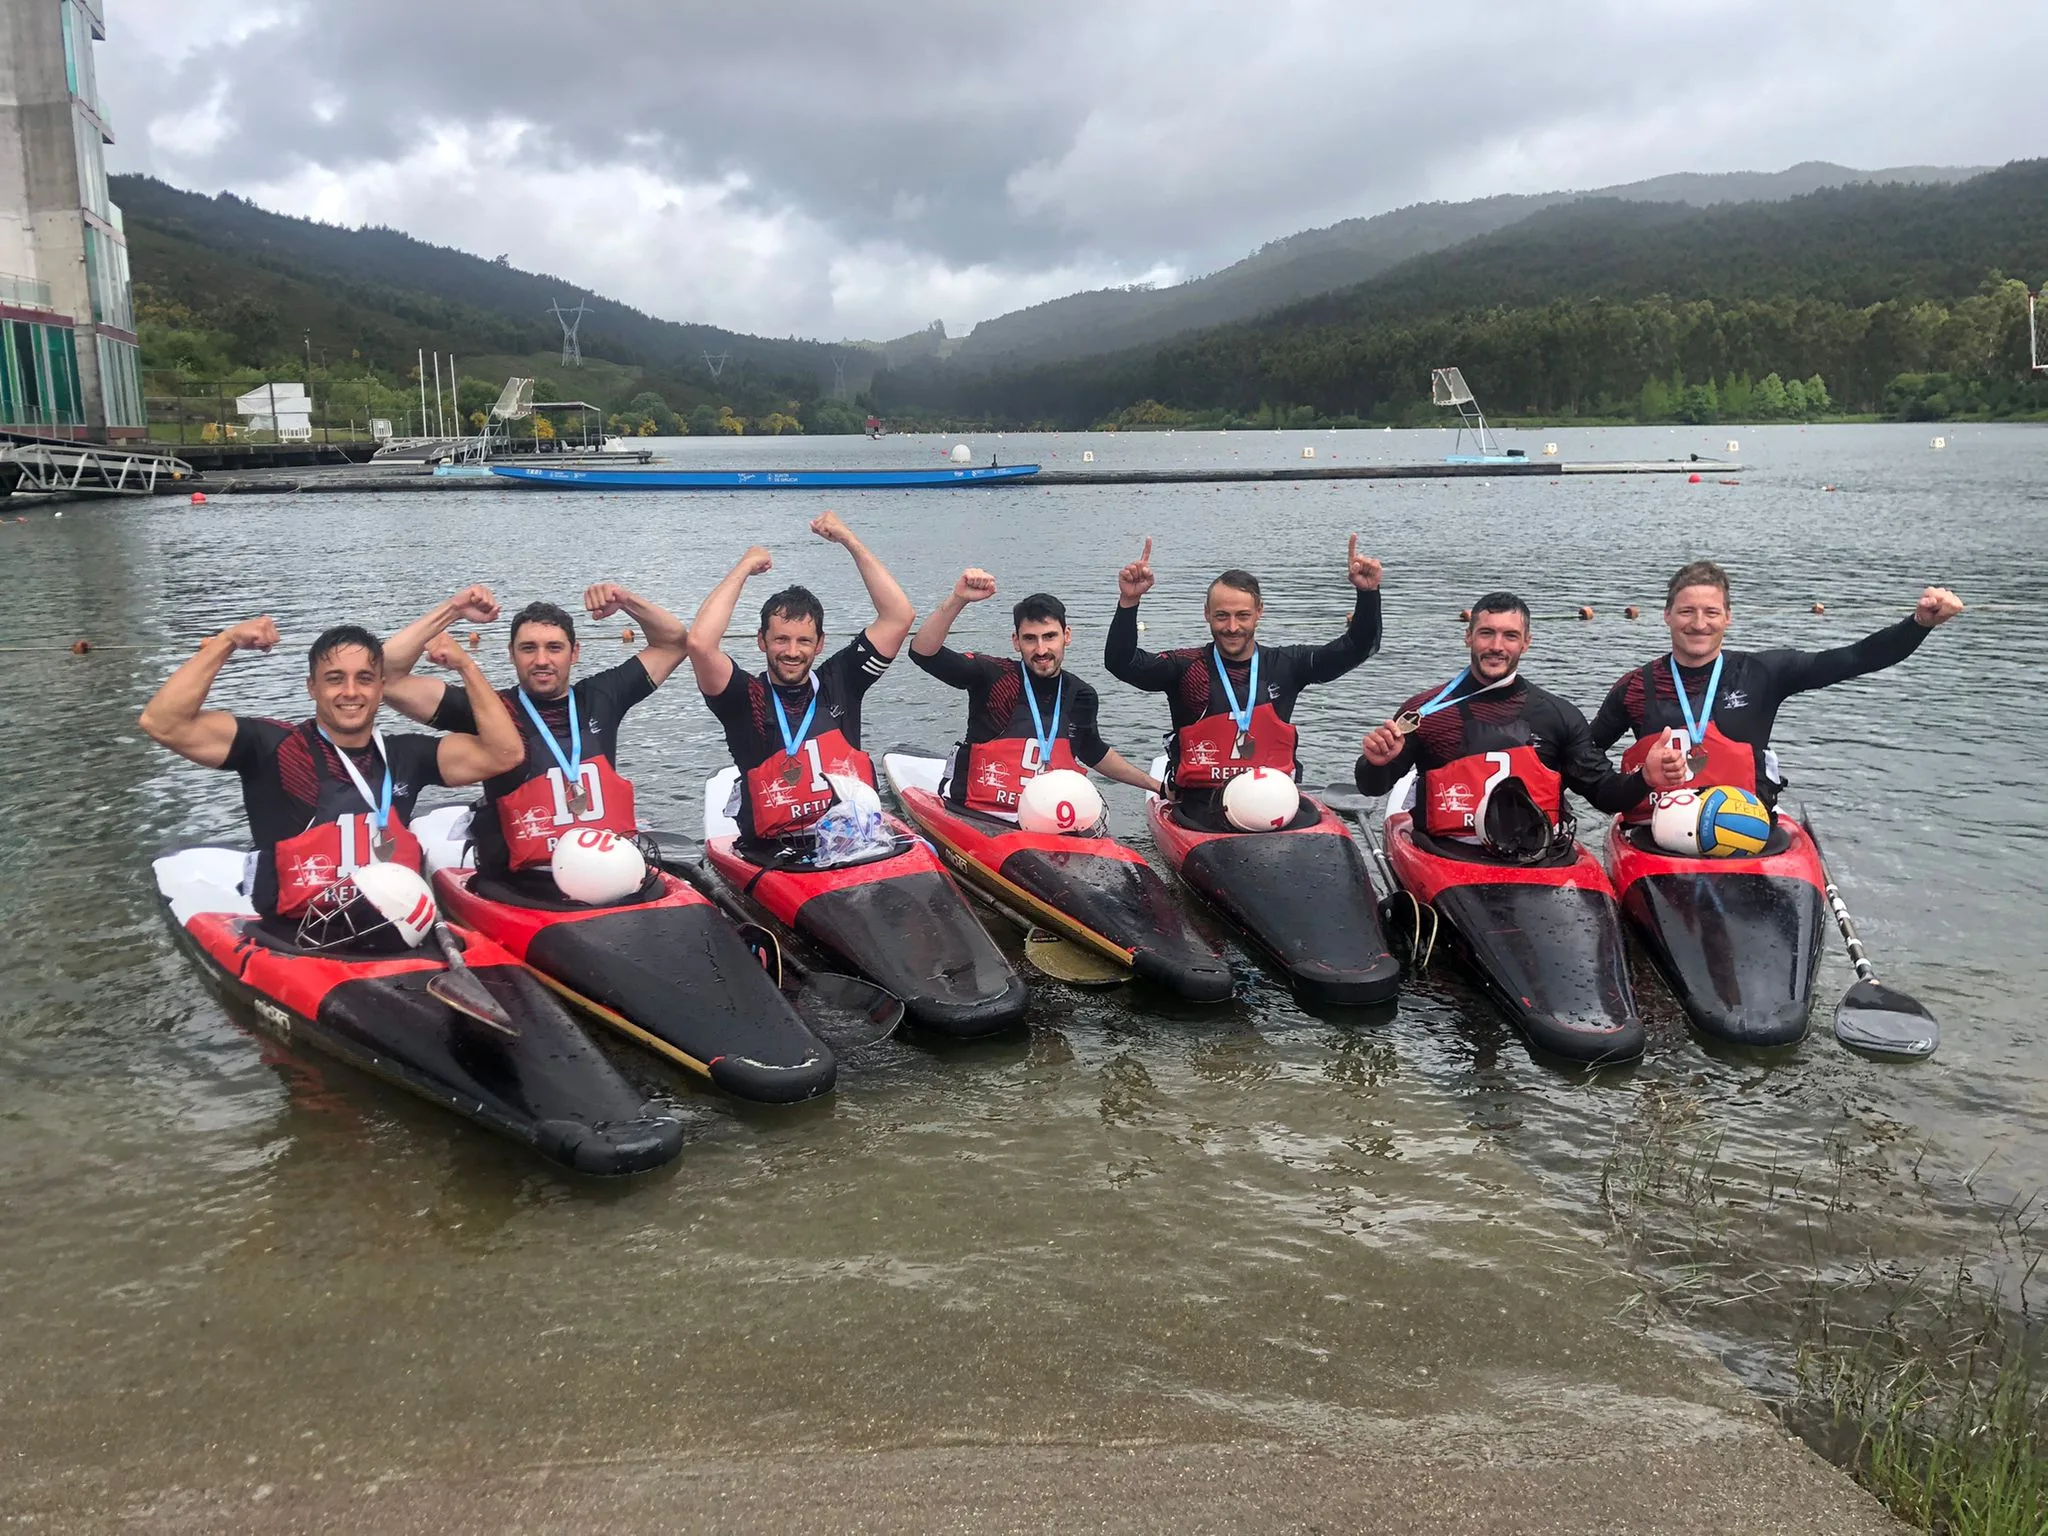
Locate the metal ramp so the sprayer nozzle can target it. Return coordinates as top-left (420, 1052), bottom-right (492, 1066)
top-left (0, 441), bottom-right (197, 497)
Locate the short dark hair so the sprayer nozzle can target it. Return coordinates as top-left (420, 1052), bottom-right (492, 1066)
top-left (1467, 591), bottom-right (1532, 631)
top-left (1208, 570), bottom-right (1262, 605)
top-left (1665, 560), bottom-right (1731, 609)
top-left (307, 624), bottom-right (383, 675)
top-left (1012, 593), bottom-right (1067, 629)
top-left (509, 601), bottom-right (578, 647)
top-left (759, 585), bottom-right (825, 638)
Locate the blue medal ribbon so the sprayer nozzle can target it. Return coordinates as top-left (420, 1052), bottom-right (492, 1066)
top-left (518, 687), bottom-right (582, 783)
top-left (318, 726), bottom-right (394, 839)
top-left (1212, 645), bottom-right (1260, 735)
top-left (771, 675), bottom-right (820, 760)
top-left (1668, 653), bottom-right (1724, 749)
top-left (1417, 667), bottom-right (1472, 719)
top-left (1020, 661), bottom-right (1063, 770)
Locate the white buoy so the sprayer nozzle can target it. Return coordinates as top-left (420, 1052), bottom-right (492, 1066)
top-left (1543, 443), bottom-right (1560, 456)
top-left (1726, 439), bottom-right (1739, 453)
top-left (950, 443), bottom-right (972, 463)
top-left (1931, 437), bottom-right (1946, 449)
top-left (1301, 446), bottom-right (1315, 459)
top-left (1082, 450), bottom-right (1095, 463)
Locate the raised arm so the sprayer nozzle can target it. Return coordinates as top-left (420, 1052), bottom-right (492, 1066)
top-left (688, 546), bottom-right (773, 696)
top-left (137, 617), bottom-right (280, 768)
top-left (1104, 538), bottom-right (1185, 691)
top-left (381, 584), bottom-right (500, 724)
top-left (1773, 587), bottom-right (1962, 697)
top-left (913, 568), bottom-right (997, 658)
top-left (584, 581), bottom-right (689, 686)
top-left (813, 511), bottom-right (914, 657)
top-left (1298, 536), bottom-right (1383, 685)
top-left (429, 636), bottom-right (526, 786)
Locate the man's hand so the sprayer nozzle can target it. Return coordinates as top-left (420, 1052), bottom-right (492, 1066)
top-left (810, 511), bottom-right (854, 546)
top-left (224, 617), bottom-right (280, 652)
top-left (1347, 534), bottom-right (1382, 592)
top-left (1360, 721), bottom-right (1405, 767)
top-left (1118, 538), bottom-right (1155, 606)
top-left (737, 546), bottom-right (773, 578)
top-left (954, 568), bottom-right (997, 604)
top-left (448, 584), bottom-right (499, 625)
top-left (1642, 735), bottom-right (1690, 790)
top-left (424, 635), bottom-right (467, 671)
top-left (1914, 586), bottom-right (1965, 627)
top-left (584, 582), bottom-right (634, 620)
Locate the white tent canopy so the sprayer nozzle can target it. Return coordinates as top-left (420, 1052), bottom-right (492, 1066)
top-left (235, 382), bottom-right (313, 440)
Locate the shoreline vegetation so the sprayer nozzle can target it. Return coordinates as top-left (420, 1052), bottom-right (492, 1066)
top-left (1601, 1086), bottom-right (2046, 1532)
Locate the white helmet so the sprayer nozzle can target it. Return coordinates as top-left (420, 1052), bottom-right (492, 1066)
top-left (1223, 767), bottom-right (1300, 832)
top-left (551, 827), bottom-right (648, 905)
top-left (1018, 768), bottom-right (1104, 835)
top-left (298, 861), bottom-right (437, 950)
top-left (1650, 789), bottom-right (1704, 857)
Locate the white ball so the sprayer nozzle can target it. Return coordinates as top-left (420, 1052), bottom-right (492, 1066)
top-left (350, 861), bottom-right (437, 946)
top-left (1017, 769), bottom-right (1102, 835)
top-left (1223, 767), bottom-right (1300, 832)
top-left (949, 443), bottom-right (973, 464)
top-left (551, 827), bottom-right (648, 905)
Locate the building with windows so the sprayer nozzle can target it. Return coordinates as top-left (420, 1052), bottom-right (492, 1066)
top-left (0, 0), bottom-right (145, 439)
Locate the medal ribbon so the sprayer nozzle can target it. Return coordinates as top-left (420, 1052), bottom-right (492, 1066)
top-left (1417, 667), bottom-right (1473, 719)
top-left (1212, 645), bottom-right (1260, 735)
top-left (771, 675), bottom-right (820, 760)
top-left (1668, 653), bottom-right (1724, 749)
top-left (1020, 662), bottom-right (1063, 770)
top-left (318, 726), bottom-right (393, 832)
top-left (518, 687), bottom-right (582, 784)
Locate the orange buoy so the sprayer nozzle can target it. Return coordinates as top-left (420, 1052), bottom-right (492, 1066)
top-left (466, 631), bottom-right (482, 648)
top-left (621, 626), bottom-right (636, 644)
top-left (70, 639), bottom-right (92, 654)
top-left (1458, 608), bottom-right (1472, 623)
top-left (1624, 605), bottom-right (1640, 619)
top-left (1577, 606), bottom-right (1595, 620)
top-left (1811, 602), bottom-right (1826, 614)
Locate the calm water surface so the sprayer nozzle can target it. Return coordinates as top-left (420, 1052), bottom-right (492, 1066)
top-left (2, 423), bottom-right (2041, 1506)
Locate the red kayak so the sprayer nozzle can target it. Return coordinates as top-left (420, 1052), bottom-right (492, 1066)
top-left (882, 753), bottom-right (1233, 1001)
top-left (1604, 813), bottom-right (1827, 1047)
top-left (702, 771), bottom-right (1029, 1037)
top-left (1383, 800), bottom-right (1643, 1064)
top-left (1144, 765), bottom-right (1398, 1007)
top-left (153, 845), bottom-right (684, 1176)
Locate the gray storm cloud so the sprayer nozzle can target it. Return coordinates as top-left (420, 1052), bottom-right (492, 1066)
top-left (98, 0), bottom-right (2047, 339)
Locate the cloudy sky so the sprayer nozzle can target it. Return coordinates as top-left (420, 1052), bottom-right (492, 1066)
top-left (99, 1), bottom-right (2044, 342)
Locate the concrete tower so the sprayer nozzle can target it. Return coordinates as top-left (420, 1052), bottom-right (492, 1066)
top-left (0, 0), bottom-right (145, 439)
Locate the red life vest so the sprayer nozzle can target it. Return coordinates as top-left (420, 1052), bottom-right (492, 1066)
top-left (744, 728), bottom-right (877, 840)
top-left (1175, 651), bottom-right (1297, 786)
top-left (961, 735), bottom-right (1080, 815)
top-left (1421, 746), bottom-right (1562, 841)
top-left (273, 814), bottom-right (425, 918)
top-left (494, 757), bottom-right (639, 871)
top-left (1618, 724), bottom-right (1756, 822)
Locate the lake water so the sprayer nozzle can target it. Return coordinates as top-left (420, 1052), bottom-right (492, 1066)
top-left (2, 422), bottom-right (2040, 1515)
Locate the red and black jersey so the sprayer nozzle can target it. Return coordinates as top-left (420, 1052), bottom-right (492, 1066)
top-left (1104, 588), bottom-right (1380, 816)
top-left (704, 633), bottom-right (893, 842)
top-left (223, 717), bottom-right (445, 916)
top-left (431, 657), bottom-right (656, 876)
top-left (1589, 618), bottom-right (1930, 808)
top-left (1354, 674), bottom-right (1646, 828)
top-left (909, 646), bottom-right (1111, 814)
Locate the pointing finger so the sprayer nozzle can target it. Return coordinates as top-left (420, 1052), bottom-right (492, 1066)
top-left (1140, 537), bottom-right (1152, 565)
top-left (1348, 532), bottom-right (1358, 562)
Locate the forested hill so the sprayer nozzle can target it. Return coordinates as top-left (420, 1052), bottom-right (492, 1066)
top-left (948, 162), bottom-right (1986, 369)
top-left (871, 160), bottom-right (2048, 428)
top-left (112, 175), bottom-right (845, 388)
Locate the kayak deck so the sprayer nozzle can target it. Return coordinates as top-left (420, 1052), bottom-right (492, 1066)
top-left (1145, 786), bottom-right (1399, 1007)
top-left (1384, 812), bottom-right (1644, 1065)
top-left (883, 754), bottom-right (1233, 1002)
top-left (1605, 815), bottom-right (1827, 1048)
top-left (154, 847), bottom-right (684, 1176)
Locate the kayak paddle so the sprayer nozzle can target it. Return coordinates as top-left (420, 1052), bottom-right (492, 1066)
top-left (428, 921), bottom-right (519, 1035)
top-left (1799, 808), bottom-right (1939, 1061)
top-left (1318, 782), bottom-right (1437, 968)
top-left (1023, 926), bottom-right (1130, 986)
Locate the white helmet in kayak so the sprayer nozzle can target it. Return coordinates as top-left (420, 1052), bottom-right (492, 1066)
top-left (297, 861), bottom-right (437, 951)
top-left (1222, 767), bottom-right (1299, 832)
top-left (1018, 768), bottom-right (1104, 835)
top-left (1650, 789), bottom-right (1705, 857)
top-left (551, 827), bottom-right (648, 905)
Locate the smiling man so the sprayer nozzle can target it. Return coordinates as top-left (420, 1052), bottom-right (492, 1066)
top-left (911, 568), bottom-right (1159, 818)
top-left (1590, 560), bottom-right (1966, 819)
top-left (1104, 535), bottom-right (1382, 831)
top-left (1356, 592), bottom-right (1686, 859)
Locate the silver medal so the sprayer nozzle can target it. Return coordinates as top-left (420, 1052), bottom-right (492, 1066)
top-left (1232, 730), bottom-right (1256, 760)
top-left (567, 785), bottom-right (590, 815)
top-left (1685, 747), bottom-right (1709, 776)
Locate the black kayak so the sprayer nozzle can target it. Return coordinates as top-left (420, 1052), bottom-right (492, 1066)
top-left (154, 847), bottom-right (684, 1176)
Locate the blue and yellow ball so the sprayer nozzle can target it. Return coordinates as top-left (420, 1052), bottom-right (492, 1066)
top-left (1695, 785), bottom-right (1772, 857)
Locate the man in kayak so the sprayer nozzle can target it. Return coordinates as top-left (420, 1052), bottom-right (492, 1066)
top-left (1591, 560), bottom-right (1966, 816)
top-left (689, 511), bottom-right (915, 848)
top-left (912, 568), bottom-right (1161, 817)
top-left (1105, 535), bottom-right (1382, 829)
top-left (1355, 593), bottom-right (1689, 854)
top-left (382, 581), bottom-right (691, 892)
top-left (138, 615), bottom-right (523, 935)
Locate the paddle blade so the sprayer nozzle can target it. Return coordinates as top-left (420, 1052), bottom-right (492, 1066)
top-left (426, 968), bottom-right (518, 1035)
top-left (1834, 979), bottom-right (1938, 1060)
top-left (793, 971), bottom-right (904, 1051)
top-left (1318, 782), bottom-right (1374, 817)
top-left (1024, 927), bottom-right (1130, 987)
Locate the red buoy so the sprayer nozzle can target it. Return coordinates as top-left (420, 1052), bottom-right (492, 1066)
top-left (1624, 605), bottom-right (1640, 619)
top-left (1687, 473), bottom-right (1702, 484)
top-left (190, 491), bottom-right (208, 504)
top-left (70, 639), bottom-right (92, 654)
